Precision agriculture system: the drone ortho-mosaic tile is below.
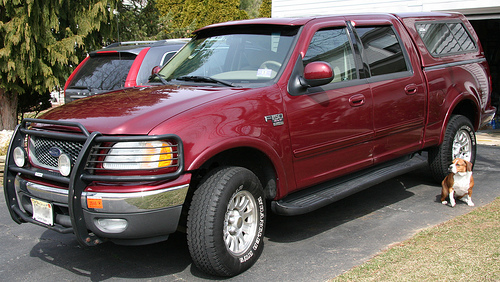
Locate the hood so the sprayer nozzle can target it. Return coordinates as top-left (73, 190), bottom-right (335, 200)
top-left (41, 85), bottom-right (245, 135)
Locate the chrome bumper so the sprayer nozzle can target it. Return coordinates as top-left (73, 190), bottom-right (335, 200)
top-left (12, 176), bottom-right (189, 241)
top-left (15, 176), bottom-right (189, 213)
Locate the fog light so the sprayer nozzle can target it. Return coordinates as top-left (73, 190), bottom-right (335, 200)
top-left (58, 154), bottom-right (72, 176)
top-left (94, 218), bottom-right (128, 233)
top-left (13, 147), bottom-right (26, 167)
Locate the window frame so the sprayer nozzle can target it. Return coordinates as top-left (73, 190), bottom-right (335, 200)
top-left (303, 26), bottom-right (359, 84)
top-left (300, 23), bottom-right (372, 94)
top-left (353, 24), bottom-right (413, 81)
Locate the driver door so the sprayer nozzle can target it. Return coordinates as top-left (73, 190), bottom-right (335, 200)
top-left (285, 24), bottom-right (375, 190)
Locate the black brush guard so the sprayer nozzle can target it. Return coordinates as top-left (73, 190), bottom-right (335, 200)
top-left (3, 118), bottom-right (184, 246)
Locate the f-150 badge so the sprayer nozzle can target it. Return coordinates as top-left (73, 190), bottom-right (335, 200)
top-left (265, 113), bottom-right (284, 126)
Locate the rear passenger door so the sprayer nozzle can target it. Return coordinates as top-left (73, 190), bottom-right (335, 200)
top-left (354, 21), bottom-right (426, 164)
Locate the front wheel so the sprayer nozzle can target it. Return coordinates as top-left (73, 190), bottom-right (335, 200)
top-left (428, 115), bottom-right (476, 182)
top-left (187, 166), bottom-right (266, 276)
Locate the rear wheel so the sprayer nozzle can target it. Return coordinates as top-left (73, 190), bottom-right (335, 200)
top-left (187, 166), bottom-right (266, 276)
top-left (428, 115), bottom-right (476, 182)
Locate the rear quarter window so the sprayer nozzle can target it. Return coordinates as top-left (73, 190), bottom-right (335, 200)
top-left (415, 21), bottom-right (477, 57)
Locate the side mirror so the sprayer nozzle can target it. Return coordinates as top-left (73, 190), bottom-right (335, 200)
top-left (301, 61), bottom-right (334, 87)
top-left (151, 66), bottom-right (161, 75)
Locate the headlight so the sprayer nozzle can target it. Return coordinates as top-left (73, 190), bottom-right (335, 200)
top-left (103, 141), bottom-right (174, 170)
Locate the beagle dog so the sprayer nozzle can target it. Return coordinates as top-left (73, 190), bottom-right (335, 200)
top-left (441, 158), bottom-right (474, 207)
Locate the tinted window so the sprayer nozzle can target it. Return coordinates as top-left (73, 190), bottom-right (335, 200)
top-left (304, 28), bottom-right (357, 82)
top-left (416, 22), bottom-right (476, 56)
top-left (68, 54), bottom-right (135, 91)
top-left (356, 26), bottom-right (408, 76)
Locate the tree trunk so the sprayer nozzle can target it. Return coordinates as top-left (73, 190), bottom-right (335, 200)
top-left (0, 88), bottom-right (18, 130)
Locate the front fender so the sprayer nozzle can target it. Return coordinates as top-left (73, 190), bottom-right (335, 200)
top-left (148, 85), bottom-right (295, 197)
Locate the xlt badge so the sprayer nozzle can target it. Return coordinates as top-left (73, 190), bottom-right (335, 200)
top-left (264, 113), bottom-right (284, 126)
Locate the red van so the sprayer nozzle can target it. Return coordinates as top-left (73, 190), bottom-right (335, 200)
top-left (64, 39), bottom-right (188, 103)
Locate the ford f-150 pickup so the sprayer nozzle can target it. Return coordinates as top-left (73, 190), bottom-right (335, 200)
top-left (3, 12), bottom-right (496, 276)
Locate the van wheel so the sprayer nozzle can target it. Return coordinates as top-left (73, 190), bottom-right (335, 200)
top-left (187, 166), bottom-right (266, 276)
top-left (428, 115), bottom-right (476, 182)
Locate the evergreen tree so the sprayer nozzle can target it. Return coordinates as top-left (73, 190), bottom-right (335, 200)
top-left (156, 0), bottom-right (186, 37)
top-left (241, 0), bottom-right (262, 18)
top-left (259, 0), bottom-right (271, 18)
top-left (180, 0), bottom-right (204, 30)
top-left (117, 0), bottom-right (161, 41)
top-left (156, 0), bottom-right (250, 38)
top-left (202, 0), bottom-right (248, 28)
top-left (0, 0), bottom-right (117, 130)
top-left (157, 12), bottom-right (196, 39)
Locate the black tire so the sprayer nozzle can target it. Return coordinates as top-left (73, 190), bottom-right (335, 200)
top-left (187, 166), bottom-right (266, 276)
top-left (428, 115), bottom-right (476, 182)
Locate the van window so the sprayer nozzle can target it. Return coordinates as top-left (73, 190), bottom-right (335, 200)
top-left (356, 26), bottom-right (409, 77)
top-left (304, 28), bottom-right (357, 83)
top-left (416, 22), bottom-right (476, 56)
top-left (161, 51), bottom-right (177, 66)
top-left (68, 54), bottom-right (135, 91)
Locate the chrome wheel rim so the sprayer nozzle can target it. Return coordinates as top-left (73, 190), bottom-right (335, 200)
top-left (452, 128), bottom-right (472, 161)
top-left (224, 190), bottom-right (258, 256)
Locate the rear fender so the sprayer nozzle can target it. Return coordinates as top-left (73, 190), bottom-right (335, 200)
top-left (438, 93), bottom-right (479, 144)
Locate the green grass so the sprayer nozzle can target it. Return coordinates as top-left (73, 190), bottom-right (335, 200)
top-left (332, 197), bottom-right (500, 281)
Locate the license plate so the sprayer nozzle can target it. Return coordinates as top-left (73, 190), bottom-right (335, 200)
top-left (31, 198), bottom-right (54, 226)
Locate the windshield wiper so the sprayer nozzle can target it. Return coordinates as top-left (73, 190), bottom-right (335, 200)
top-left (149, 73), bottom-right (169, 85)
top-left (175, 75), bottom-right (234, 87)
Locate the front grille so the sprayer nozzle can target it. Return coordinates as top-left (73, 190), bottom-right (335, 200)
top-left (29, 136), bottom-right (84, 169)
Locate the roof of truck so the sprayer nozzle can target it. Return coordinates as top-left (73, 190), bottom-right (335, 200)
top-left (195, 12), bottom-right (462, 33)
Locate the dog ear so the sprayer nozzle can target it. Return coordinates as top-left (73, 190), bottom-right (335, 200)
top-left (466, 160), bottom-right (473, 171)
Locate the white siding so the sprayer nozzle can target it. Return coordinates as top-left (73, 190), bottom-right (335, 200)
top-left (272, 0), bottom-right (500, 18)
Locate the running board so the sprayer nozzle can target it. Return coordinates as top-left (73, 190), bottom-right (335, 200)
top-left (271, 153), bottom-right (428, 216)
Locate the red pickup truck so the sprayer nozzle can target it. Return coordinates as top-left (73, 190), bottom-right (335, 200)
top-left (3, 12), bottom-right (496, 276)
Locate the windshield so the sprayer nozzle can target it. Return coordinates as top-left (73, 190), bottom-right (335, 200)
top-left (157, 25), bottom-right (299, 87)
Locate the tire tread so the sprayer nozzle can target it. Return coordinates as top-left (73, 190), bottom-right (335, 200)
top-left (187, 166), bottom-right (261, 276)
top-left (428, 115), bottom-right (476, 182)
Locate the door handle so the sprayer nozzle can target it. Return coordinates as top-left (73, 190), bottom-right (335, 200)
top-left (349, 94), bottom-right (365, 107)
top-left (404, 84), bottom-right (418, 95)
